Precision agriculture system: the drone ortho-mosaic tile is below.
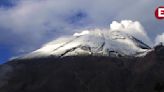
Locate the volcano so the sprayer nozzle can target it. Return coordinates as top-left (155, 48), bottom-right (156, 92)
top-left (0, 27), bottom-right (164, 92)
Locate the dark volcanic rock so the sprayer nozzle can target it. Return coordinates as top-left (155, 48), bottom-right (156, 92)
top-left (0, 46), bottom-right (164, 92)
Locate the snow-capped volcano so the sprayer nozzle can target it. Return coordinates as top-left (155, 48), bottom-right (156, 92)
top-left (22, 29), bottom-right (151, 59)
top-left (17, 20), bottom-right (152, 59)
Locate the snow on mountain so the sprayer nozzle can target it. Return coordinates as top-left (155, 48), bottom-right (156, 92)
top-left (21, 30), bottom-right (151, 59)
top-left (17, 20), bottom-right (152, 59)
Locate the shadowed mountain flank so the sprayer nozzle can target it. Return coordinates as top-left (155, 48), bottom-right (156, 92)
top-left (0, 46), bottom-right (163, 92)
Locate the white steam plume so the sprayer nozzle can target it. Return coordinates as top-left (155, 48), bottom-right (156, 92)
top-left (155, 33), bottom-right (164, 45)
top-left (110, 20), bottom-right (152, 46)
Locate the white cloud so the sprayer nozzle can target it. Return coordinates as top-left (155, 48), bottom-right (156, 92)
top-left (155, 33), bottom-right (164, 45)
top-left (0, 0), bottom-right (162, 54)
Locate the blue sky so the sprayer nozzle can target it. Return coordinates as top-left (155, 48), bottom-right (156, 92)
top-left (0, 45), bottom-right (13, 63)
top-left (0, 0), bottom-right (15, 63)
top-left (0, 0), bottom-right (13, 6)
top-left (0, 0), bottom-right (163, 64)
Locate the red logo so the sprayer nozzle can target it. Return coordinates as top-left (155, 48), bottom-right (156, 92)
top-left (155, 6), bottom-right (164, 19)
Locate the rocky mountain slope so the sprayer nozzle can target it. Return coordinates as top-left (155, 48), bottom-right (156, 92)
top-left (0, 44), bottom-right (163, 92)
